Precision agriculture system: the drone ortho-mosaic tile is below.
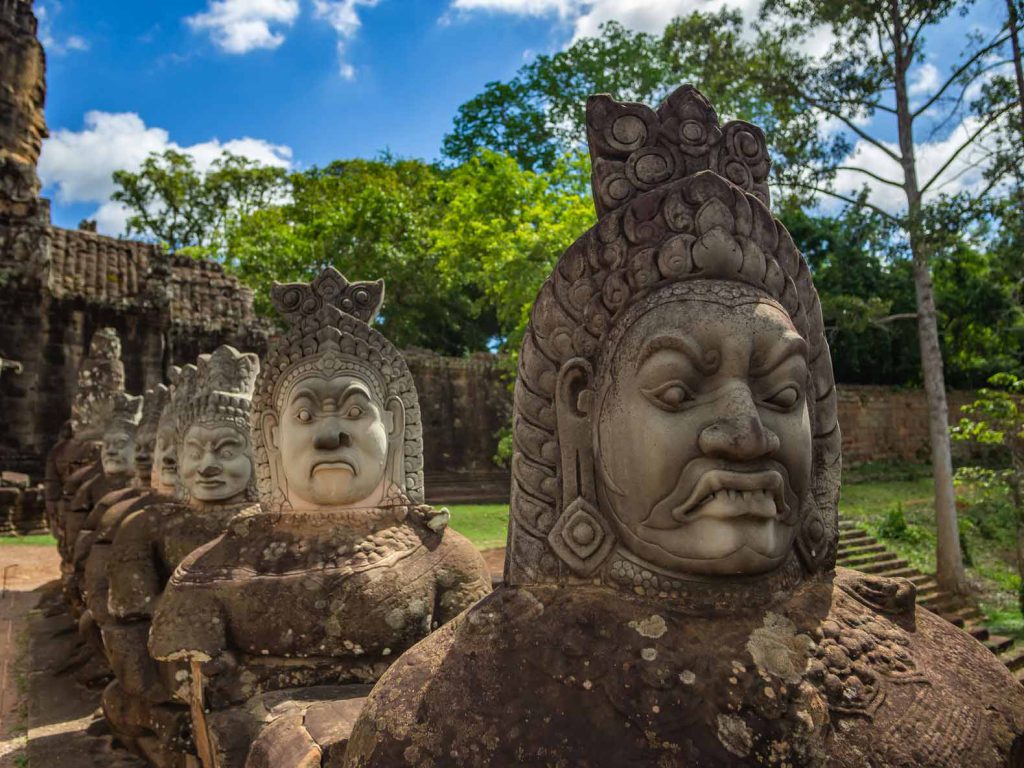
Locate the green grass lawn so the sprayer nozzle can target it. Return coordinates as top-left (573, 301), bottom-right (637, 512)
top-left (446, 504), bottom-right (510, 550)
top-left (838, 465), bottom-right (1022, 640)
top-left (0, 534), bottom-right (56, 546)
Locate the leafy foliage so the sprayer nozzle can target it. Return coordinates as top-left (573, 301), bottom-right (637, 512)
top-left (112, 150), bottom-right (288, 253)
top-left (954, 373), bottom-right (1024, 612)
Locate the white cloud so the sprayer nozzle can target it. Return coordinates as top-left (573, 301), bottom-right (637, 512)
top-left (312, 0), bottom-right (380, 79)
top-left (186, 0), bottom-right (300, 54)
top-left (908, 62), bottom-right (940, 97)
top-left (38, 111), bottom-right (293, 236)
top-left (446, 0), bottom-right (832, 55)
top-left (35, 1), bottom-right (89, 55)
top-left (829, 114), bottom-right (1002, 215)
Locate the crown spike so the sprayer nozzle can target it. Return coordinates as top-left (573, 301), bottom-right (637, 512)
top-left (270, 266), bottom-right (385, 326)
top-left (587, 84), bottom-right (771, 218)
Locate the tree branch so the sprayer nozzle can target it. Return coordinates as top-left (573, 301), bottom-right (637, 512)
top-left (803, 95), bottom-right (903, 162)
top-left (920, 103), bottom-right (1015, 194)
top-left (913, 30), bottom-right (1012, 118)
top-left (872, 311), bottom-right (918, 326)
top-left (836, 165), bottom-right (905, 188)
top-left (784, 180), bottom-right (902, 223)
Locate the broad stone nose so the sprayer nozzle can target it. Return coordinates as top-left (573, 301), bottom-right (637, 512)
top-left (313, 418), bottom-right (352, 451)
top-left (698, 383), bottom-right (779, 461)
top-left (198, 455), bottom-right (222, 477)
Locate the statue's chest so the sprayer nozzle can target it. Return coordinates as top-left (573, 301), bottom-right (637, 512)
top-left (218, 543), bottom-right (440, 657)
top-left (157, 509), bottom-right (237, 573)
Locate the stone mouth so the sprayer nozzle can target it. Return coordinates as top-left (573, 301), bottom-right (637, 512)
top-left (312, 460), bottom-right (356, 475)
top-left (671, 469), bottom-right (787, 522)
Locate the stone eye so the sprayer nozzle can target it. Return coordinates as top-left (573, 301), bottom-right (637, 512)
top-left (346, 405), bottom-right (364, 419)
top-left (765, 386), bottom-right (800, 410)
top-left (643, 381), bottom-right (693, 411)
top-left (296, 408), bottom-right (313, 423)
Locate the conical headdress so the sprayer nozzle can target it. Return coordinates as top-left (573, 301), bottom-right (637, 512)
top-left (505, 85), bottom-right (840, 586)
top-left (70, 327), bottom-right (127, 440)
top-left (176, 346), bottom-right (259, 442)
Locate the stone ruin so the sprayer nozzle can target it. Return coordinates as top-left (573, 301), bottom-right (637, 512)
top-left (341, 86), bottom-right (1024, 767)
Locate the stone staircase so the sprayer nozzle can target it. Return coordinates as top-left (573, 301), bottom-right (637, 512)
top-left (838, 519), bottom-right (1024, 684)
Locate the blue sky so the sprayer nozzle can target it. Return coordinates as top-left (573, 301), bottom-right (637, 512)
top-left (34, 0), bottom-right (1009, 234)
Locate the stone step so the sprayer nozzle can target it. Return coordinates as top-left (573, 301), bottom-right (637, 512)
top-left (986, 635), bottom-right (1014, 654)
top-left (940, 606), bottom-right (984, 626)
top-left (856, 559), bottom-right (910, 575)
top-left (916, 589), bottom-right (943, 606)
top-left (1002, 647), bottom-right (1024, 672)
top-left (908, 574), bottom-right (937, 589)
top-left (969, 625), bottom-right (990, 642)
top-left (878, 566), bottom-right (918, 579)
top-left (838, 520), bottom-right (860, 530)
top-left (838, 543), bottom-right (886, 559)
top-left (838, 552), bottom-right (901, 568)
top-left (838, 536), bottom-right (875, 550)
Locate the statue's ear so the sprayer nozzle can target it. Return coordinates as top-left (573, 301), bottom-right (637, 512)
top-left (555, 358), bottom-right (594, 504)
top-left (384, 395), bottom-right (404, 439)
top-left (550, 358), bottom-right (613, 576)
top-left (261, 411), bottom-right (279, 452)
top-left (385, 395), bottom-right (406, 492)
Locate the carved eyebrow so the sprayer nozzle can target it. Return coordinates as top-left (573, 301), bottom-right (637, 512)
top-left (289, 388), bottom-right (319, 406)
top-left (637, 334), bottom-right (719, 375)
top-left (750, 334), bottom-right (808, 377)
top-left (213, 435), bottom-right (243, 451)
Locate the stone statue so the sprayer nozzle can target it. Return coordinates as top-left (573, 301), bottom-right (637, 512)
top-left (61, 388), bottom-right (143, 614)
top-left (103, 347), bottom-right (259, 768)
top-left (148, 268), bottom-right (491, 768)
top-left (45, 326), bottom-right (125, 535)
top-left (342, 86), bottom-right (1024, 768)
top-left (73, 379), bottom-right (175, 657)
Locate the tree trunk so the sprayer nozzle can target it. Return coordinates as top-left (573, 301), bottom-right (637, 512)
top-left (891, 5), bottom-right (968, 593)
top-left (1007, 0), bottom-right (1024, 126)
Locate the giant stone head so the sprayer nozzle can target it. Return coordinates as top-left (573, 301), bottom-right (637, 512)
top-left (253, 268), bottom-right (424, 512)
top-left (506, 85), bottom-right (840, 592)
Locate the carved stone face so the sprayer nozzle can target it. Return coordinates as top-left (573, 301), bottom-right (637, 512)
top-left (269, 373), bottom-right (393, 509)
top-left (180, 424), bottom-right (252, 503)
top-left (152, 421), bottom-right (178, 492)
top-left (133, 426), bottom-right (157, 484)
top-left (101, 426), bottom-right (135, 476)
top-left (595, 294), bottom-right (811, 576)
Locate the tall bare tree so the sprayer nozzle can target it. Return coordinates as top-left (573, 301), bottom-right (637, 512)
top-left (759, 0), bottom-right (1017, 592)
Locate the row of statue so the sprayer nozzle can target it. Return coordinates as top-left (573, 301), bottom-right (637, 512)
top-left (41, 86), bottom-right (1023, 768)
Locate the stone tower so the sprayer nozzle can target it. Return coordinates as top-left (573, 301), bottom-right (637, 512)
top-left (0, 0), bottom-right (47, 222)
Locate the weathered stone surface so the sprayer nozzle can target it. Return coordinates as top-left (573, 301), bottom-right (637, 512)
top-left (149, 268), bottom-right (491, 768)
top-left (342, 85), bottom-right (1024, 768)
top-left (0, 0), bottom-right (47, 219)
top-left (101, 346), bottom-right (259, 764)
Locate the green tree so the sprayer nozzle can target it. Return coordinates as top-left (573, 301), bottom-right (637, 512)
top-left (443, 13), bottom-right (829, 178)
top-left (226, 157), bottom-right (495, 354)
top-left (111, 150), bottom-right (288, 253)
top-left (432, 150), bottom-right (595, 352)
top-left (756, 0), bottom-right (1018, 593)
top-left (954, 373), bottom-right (1024, 613)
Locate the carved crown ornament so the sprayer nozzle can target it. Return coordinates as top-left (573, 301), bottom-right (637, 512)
top-left (588, 85), bottom-right (771, 218)
top-left (505, 84), bottom-right (840, 591)
top-left (176, 345), bottom-right (259, 441)
top-left (252, 267), bottom-right (425, 509)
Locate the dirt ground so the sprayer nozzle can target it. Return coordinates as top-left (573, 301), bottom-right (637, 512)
top-left (0, 544), bottom-right (143, 768)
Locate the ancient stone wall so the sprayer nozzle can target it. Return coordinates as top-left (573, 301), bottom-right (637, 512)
top-left (837, 385), bottom-right (978, 464)
top-left (404, 349), bottom-right (511, 475)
